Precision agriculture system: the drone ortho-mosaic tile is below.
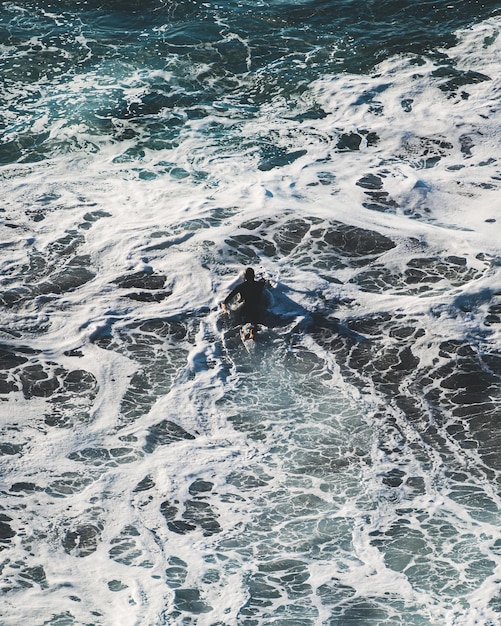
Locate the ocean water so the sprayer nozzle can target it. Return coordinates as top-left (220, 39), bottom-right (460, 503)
top-left (1, 1), bottom-right (501, 624)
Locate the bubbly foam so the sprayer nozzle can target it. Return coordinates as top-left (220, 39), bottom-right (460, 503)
top-left (0, 6), bottom-right (500, 625)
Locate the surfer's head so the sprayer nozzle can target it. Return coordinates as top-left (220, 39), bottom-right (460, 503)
top-left (244, 267), bottom-right (255, 281)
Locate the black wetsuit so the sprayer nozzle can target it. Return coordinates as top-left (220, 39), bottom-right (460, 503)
top-left (224, 278), bottom-right (265, 327)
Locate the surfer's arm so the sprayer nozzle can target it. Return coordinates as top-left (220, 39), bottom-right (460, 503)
top-left (222, 285), bottom-right (241, 308)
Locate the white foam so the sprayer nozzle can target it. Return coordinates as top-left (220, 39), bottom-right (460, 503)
top-left (1, 12), bottom-right (501, 626)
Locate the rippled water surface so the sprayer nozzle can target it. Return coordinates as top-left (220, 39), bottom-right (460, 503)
top-left (1, 1), bottom-right (500, 624)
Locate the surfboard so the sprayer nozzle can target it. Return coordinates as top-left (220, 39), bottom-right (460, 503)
top-left (239, 322), bottom-right (256, 352)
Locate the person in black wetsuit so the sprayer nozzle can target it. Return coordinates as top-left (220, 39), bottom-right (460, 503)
top-left (221, 267), bottom-right (265, 337)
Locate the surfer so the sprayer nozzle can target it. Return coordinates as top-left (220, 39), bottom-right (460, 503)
top-left (220, 267), bottom-right (266, 338)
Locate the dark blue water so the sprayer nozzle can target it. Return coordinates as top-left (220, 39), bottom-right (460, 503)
top-left (2, 0), bottom-right (500, 164)
top-left (1, 1), bottom-right (501, 624)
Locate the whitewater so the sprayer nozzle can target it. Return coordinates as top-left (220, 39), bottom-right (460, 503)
top-left (0, 1), bottom-right (500, 624)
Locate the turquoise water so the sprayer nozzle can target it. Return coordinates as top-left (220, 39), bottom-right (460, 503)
top-left (2, 0), bottom-right (500, 165)
top-left (1, 1), bottom-right (501, 624)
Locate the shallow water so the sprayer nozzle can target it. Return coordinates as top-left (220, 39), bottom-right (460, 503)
top-left (1, 1), bottom-right (501, 624)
